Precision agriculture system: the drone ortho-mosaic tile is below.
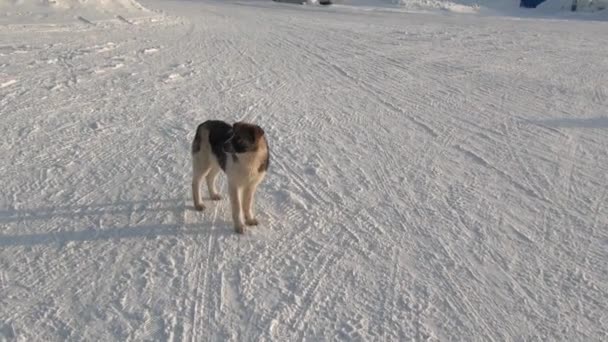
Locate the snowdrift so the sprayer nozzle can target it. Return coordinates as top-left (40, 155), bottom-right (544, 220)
top-left (0, 0), bottom-right (150, 23)
top-left (329, 0), bottom-right (484, 13)
top-left (540, 0), bottom-right (608, 12)
top-left (324, 0), bottom-right (607, 16)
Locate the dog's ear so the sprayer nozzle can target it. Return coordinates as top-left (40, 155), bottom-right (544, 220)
top-left (232, 122), bottom-right (244, 135)
top-left (253, 125), bottom-right (265, 141)
top-left (234, 122), bottom-right (263, 143)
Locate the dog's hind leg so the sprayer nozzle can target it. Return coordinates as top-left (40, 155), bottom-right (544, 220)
top-left (243, 184), bottom-right (259, 226)
top-left (206, 166), bottom-right (222, 201)
top-left (229, 183), bottom-right (245, 234)
top-left (192, 155), bottom-right (211, 211)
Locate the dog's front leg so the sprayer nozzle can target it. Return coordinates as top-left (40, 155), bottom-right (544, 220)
top-left (229, 183), bottom-right (245, 234)
top-left (243, 185), bottom-right (259, 226)
top-left (192, 179), bottom-right (204, 211)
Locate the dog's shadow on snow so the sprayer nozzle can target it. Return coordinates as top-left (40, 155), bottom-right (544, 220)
top-left (529, 116), bottom-right (608, 129)
top-left (0, 198), bottom-right (234, 247)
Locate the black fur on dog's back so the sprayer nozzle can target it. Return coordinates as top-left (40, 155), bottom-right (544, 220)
top-left (192, 120), bottom-right (234, 170)
top-left (192, 120), bottom-right (233, 153)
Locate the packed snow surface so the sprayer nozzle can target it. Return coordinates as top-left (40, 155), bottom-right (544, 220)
top-left (332, 0), bottom-right (608, 16)
top-left (1, 0), bottom-right (607, 340)
top-left (0, 0), bottom-right (150, 23)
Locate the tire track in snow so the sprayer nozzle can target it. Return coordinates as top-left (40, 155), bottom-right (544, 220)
top-left (180, 19), bottom-right (286, 334)
top-left (165, 14), bottom-right (299, 339)
top-left (392, 130), bottom-right (501, 339)
top-left (184, 140), bottom-right (232, 341)
top-left (378, 247), bottom-right (400, 341)
top-left (279, 29), bottom-right (439, 140)
top-left (253, 235), bottom-right (344, 341)
top-left (502, 119), bottom-right (551, 204)
top-left (454, 144), bottom-right (551, 205)
top-left (188, 201), bottom-right (222, 342)
top-left (239, 156), bottom-right (327, 277)
top-left (3, 220), bottom-right (153, 338)
top-left (280, 21), bottom-right (465, 336)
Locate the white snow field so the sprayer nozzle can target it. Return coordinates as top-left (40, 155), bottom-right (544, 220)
top-left (1, 0), bottom-right (608, 340)
top-left (0, 0), bottom-right (151, 25)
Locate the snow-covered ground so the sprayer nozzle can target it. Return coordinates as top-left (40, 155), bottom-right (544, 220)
top-left (1, 0), bottom-right (607, 340)
top-left (321, 0), bottom-right (608, 17)
top-left (0, 0), bottom-right (152, 24)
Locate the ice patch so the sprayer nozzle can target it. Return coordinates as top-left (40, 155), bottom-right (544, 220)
top-left (142, 47), bottom-right (160, 54)
top-left (0, 79), bottom-right (17, 88)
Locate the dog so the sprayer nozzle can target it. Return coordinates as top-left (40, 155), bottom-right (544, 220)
top-left (192, 120), bottom-right (269, 234)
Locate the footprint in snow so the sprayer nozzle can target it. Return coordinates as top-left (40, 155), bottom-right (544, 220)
top-left (95, 42), bottom-right (117, 53)
top-left (161, 71), bottom-right (194, 83)
top-left (93, 63), bottom-right (124, 74)
top-left (161, 61), bottom-right (195, 83)
top-left (0, 45), bottom-right (30, 56)
top-left (141, 47), bottom-right (160, 55)
top-left (163, 73), bottom-right (183, 82)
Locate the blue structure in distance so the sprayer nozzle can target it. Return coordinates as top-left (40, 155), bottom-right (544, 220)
top-left (520, 0), bottom-right (547, 8)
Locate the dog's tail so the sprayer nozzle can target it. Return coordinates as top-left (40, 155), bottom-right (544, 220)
top-left (192, 123), bottom-right (210, 154)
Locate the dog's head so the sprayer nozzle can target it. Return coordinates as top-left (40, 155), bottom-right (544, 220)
top-left (224, 122), bottom-right (265, 153)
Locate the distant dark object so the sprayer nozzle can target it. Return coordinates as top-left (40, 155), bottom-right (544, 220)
top-left (571, 0), bottom-right (578, 11)
top-left (271, 0), bottom-right (332, 4)
top-left (520, 0), bottom-right (546, 8)
top-left (273, 0), bottom-right (305, 4)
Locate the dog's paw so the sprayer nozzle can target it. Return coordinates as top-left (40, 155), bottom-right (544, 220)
top-left (245, 218), bottom-right (259, 226)
top-left (210, 194), bottom-right (222, 201)
top-left (194, 203), bottom-right (205, 211)
top-left (234, 224), bottom-right (245, 234)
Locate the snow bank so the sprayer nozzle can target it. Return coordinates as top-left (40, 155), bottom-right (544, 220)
top-left (0, 0), bottom-right (150, 24)
top-left (327, 0), bottom-right (519, 14)
top-left (323, 0), bottom-right (607, 16)
top-left (395, 0), bottom-right (483, 13)
top-left (539, 0), bottom-right (608, 12)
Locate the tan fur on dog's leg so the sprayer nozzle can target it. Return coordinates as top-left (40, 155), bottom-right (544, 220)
top-left (243, 184), bottom-right (259, 226)
top-left (206, 166), bottom-right (222, 200)
top-left (192, 181), bottom-right (204, 211)
top-left (229, 183), bottom-right (245, 233)
top-left (192, 155), bottom-right (210, 211)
